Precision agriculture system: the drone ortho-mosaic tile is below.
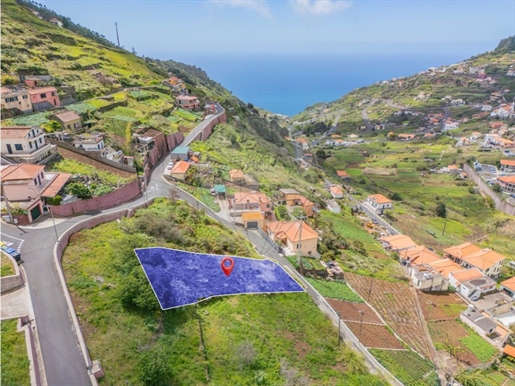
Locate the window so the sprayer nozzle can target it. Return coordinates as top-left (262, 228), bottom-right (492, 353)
top-left (51, 92), bottom-right (55, 96)
top-left (34, 178), bottom-right (38, 186)
top-left (29, 142), bottom-right (33, 149)
top-left (39, 138), bottom-right (42, 144)
top-left (22, 95), bottom-right (28, 99)
top-left (40, 93), bottom-right (47, 98)
top-left (14, 144), bottom-right (23, 151)
top-left (37, 175), bottom-right (42, 185)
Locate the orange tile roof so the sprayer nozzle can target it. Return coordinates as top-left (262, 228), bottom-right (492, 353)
top-left (1, 164), bottom-right (44, 181)
top-left (368, 194), bottom-right (392, 204)
top-left (463, 249), bottom-right (506, 270)
top-left (242, 212), bottom-right (264, 221)
top-left (296, 138), bottom-right (308, 144)
top-left (1, 126), bottom-right (33, 139)
top-left (401, 246), bottom-right (442, 265)
top-left (229, 169), bottom-right (245, 179)
top-left (448, 164), bottom-right (459, 170)
top-left (499, 176), bottom-right (515, 184)
top-left (504, 345), bottom-right (515, 358)
top-left (41, 173), bottom-right (71, 198)
top-left (501, 277), bottom-right (515, 292)
top-left (501, 160), bottom-right (515, 166)
top-left (267, 221), bottom-right (318, 243)
top-left (444, 242), bottom-right (482, 259)
top-left (170, 160), bottom-right (190, 174)
top-left (336, 170), bottom-right (349, 177)
top-left (428, 259), bottom-right (463, 277)
top-left (451, 268), bottom-right (483, 282)
top-left (297, 195), bottom-right (314, 207)
top-left (380, 234), bottom-right (417, 250)
top-left (55, 110), bottom-right (81, 122)
top-left (330, 186), bottom-right (343, 196)
top-left (234, 191), bottom-right (269, 205)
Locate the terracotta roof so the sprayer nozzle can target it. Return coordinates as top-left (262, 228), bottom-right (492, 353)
top-left (55, 110), bottom-right (81, 122)
top-left (1, 164), bottom-right (44, 181)
top-left (176, 96), bottom-right (198, 101)
top-left (499, 176), bottom-right (515, 184)
top-left (1, 126), bottom-right (33, 139)
top-left (336, 170), bottom-right (349, 177)
top-left (330, 186), bottom-right (343, 196)
top-left (504, 345), bottom-right (515, 358)
top-left (242, 212), bottom-right (264, 221)
top-left (463, 249), bottom-right (506, 270)
top-left (501, 159), bottom-right (515, 165)
top-left (267, 221), bottom-right (318, 243)
top-left (170, 160), bottom-right (190, 174)
top-left (229, 169), bottom-right (245, 179)
top-left (400, 246), bottom-right (442, 265)
top-left (41, 173), bottom-right (71, 198)
top-left (380, 234), bottom-right (417, 250)
top-left (297, 195), bottom-right (313, 207)
top-left (428, 259), bottom-right (463, 278)
top-left (234, 191), bottom-right (269, 205)
top-left (296, 138), bottom-right (308, 144)
top-left (448, 164), bottom-right (459, 170)
top-left (501, 277), bottom-right (515, 292)
top-left (28, 87), bottom-right (57, 94)
top-left (451, 268), bottom-right (483, 282)
top-left (444, 242), bottom-right (482, 259)
top-left (368, 194), bottom-right (392, 204)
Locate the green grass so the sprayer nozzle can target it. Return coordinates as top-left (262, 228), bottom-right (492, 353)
top-left (305, 278), bottom-right (364, 303)
top-left (1, 254), bottom-right (16, 277)
top-left (62, 198), bottom-right (386, 385)
top-left (1, 319), bottom-right (30, 386)
top-left (369, 349), bottom-right (437, 386)
top-left (10, 112), bottom-right (50, 126)
top-left (173, 108), bottom-right (200, 122)
top-left (460, 334), bottom-right (498, 363)
top-left (176, 182), bottom-right (220, 212)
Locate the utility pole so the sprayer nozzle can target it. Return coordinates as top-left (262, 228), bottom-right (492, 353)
top-left (114, 22), bottom-right (120, 47)
top-left (1, 185), bottom-right (14, 223)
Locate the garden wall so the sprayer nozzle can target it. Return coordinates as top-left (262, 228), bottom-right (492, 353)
top-left (463, 164), bottom-right (515, 216)
top-left (0, 251), bottom-right (23, 294)
top-left (190, 112), bottom-right (227, 143)
top-left (49, 179), bottom-right (141, 216)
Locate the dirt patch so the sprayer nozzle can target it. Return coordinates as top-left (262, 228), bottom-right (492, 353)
top-left (418, 291), bottom-right (467, 321)
top-left (345, 322), bottom-right (404, 349)
top-left (69, 232), bottom-right (86, 243)
top-left (294, 340), bottom-right (310, 358)
top-left (370, 251), bottom-right (389, 260)
top-left (326, 299), bottom-right (382, 324)
top-left (428, 320), bottom-right (481, 366)
top-left (363, 167), bottom-right (397, 176)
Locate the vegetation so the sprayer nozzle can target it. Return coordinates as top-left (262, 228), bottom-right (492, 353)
top-left (1, 319), bottom-right (30, 386)
top-left (1, 254), bottom-right (16, 277)
top-left (460, 334), bottom-right (498, 363)
top-left (62, 199), bottom-right (385, 385)
top-left (305, 278), bottom-right (364, 303)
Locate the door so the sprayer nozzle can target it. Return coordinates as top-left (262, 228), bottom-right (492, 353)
top-left (6, 144), bottom-right (12, 154)
top-left (30, 205), bottom-right (41, 222)
top-left (247, 221), bottom-right (258, 229)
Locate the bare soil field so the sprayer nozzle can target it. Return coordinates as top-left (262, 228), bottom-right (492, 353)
top-left (326, 299), bottom-right (382, 324)
top-left (418, 291), bottom-right (467, 321)
top-left (345, 322), bottom-right (404, 349)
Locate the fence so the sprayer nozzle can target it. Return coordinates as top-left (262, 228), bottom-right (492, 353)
top-left (49, 179), bottom-right (141, 216)
top-left (463, 163), bottom-right (515, 216)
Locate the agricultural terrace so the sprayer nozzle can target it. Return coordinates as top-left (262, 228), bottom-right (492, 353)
top-left (1, 253), bottom-right (15, 277)
top-left (369, 349), bottom-right (438, 386)
top-left (1, 319), bottom-right (30, 385)
top-left (345, 273), bottom-right (433, 359)
top-left (305, 278), bottom-right (364, 303)
top-left (456, 368), bottom-right (515, 386)
top-left (323, 137), bottom-right (515, 258)
top-left (62, 199), bottom-right (385, 385)
top-left (418, 291), bottom-right (467, 321)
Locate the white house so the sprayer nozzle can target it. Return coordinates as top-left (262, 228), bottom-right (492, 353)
top-left (0, 126), bottom-right (57, 164)
top-left (491, 104), bottom-right (514, 119)
top-left (481, 105), bottom-right (493, 111)
top-left (326, 200), bottom-right (341, 213)
top-left (74, 133), bottom-right (105, 154)
top-left (329, 186), bottom-right (343, 199)
top-left (367, 194), bottom-right (393, 211)
top-left (449, 268), bottom-right (496, 299)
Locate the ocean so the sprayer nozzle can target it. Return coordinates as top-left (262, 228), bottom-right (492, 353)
top-left (169, 52), bottom-right (474, 116)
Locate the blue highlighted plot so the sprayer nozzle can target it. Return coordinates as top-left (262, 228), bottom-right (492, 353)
top-left (134, 247), bottom-right (305, 309)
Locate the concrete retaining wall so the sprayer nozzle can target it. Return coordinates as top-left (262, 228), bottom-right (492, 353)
top-left (463, 163), bottom-right (515, 216)
top-left (0, 251), bottom-right (23, 294)
top-left (49, 180), bottom-right (141, 216)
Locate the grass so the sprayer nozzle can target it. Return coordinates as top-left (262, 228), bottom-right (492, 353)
top-left (173, 108), bottom-right (201, 122)
top-left (176, 182), bottom-right (220, 212)
top-left (460, 334), bottom-right (498, 363)
top-left (1, 254), bottom-right (16, 277)
top-left (369, 349), bottom-right (437, 386)
top-left (305, 278), bottom-right (364, 303)
top-left (1, 319), bottom-right (30, 386)
top-left (62, 198), bottom-right (386, 385)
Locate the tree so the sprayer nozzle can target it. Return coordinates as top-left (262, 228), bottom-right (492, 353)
top-left (42, 120), bottom-right (62, 133)
top-left (435, 202), bottom-right (447, 218)
top-left (315, 149), bottom-right (327, 160)
top-left (66, 182), bottom-right (92, 199)
top-left (492, 183), bottom-right (502, 193)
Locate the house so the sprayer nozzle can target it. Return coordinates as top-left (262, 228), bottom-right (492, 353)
top-left (444, 242), bottom-right (506, 278)
top-left (380, 234), bottom-right (417, 252)
top-left (398, 134), bottom-right (415, 140)
top-left (229, 169), bottom-right (246, 184)
top-left (241, 212), bottom-right (264, 230)
top-left (1, 126), bottom-right (57, 164)
top-left (491, 104), bottom-right (514, 119)
top-left (428, 259), bottom-right (464, 279)
top-left (169, 160), bottom-right (190, 181)
top-left (170, 146), bottom-right (190, 161)
top-left (474, 292), bottom-right (515, 319)
top-left (443, 120), bottom-right (459, 131)
top-left (175, 96), bottom-right (199, 110)
top-left (329, 186), bottom-right (343, 199)
top-left (54, 110), bottom-right (82, 131)
top-left (460, 310), bottom-right (499, 343)
top-left (507, 69), bottom-right (515, 77)
top-left (411, 265), bottom-right (449, 292)
top-left (1, 164), bottom-right (70, 224)
top-left (163, 76), bottom-right (186, 93)
top-left (490, 122), bottom-right (504, 130)
top-left (266, 221), bottom-right (319, 257)
top-left (277, 189), bottom-right (315, 217)
top-left (449, 268), bottom-right (496, 299)
top-left (336, 170), bottom-right (350, 181)
top-left (49, 17), bottom-right (63, 27)
top-left (441, 164), bottom-right (462, 174)
top-left (470, 132), bottom-right (483, 141)
top-left (1, 87), bottom-right (33, 113)
top-left (326, 200), bottom-right (341, 213)
top-left (295, 138), bottom-right (309, 150)
top-left (500, 160), bottom-right (515, 173)
top-left (21, 75), bottom-right (53, 88)
top-left (400, 246), bottom-right (442, 266)
top-left (74, 133), bottom-right (105, 154)
top-left (28, 87), bottom-right (60, 111)
top-left (367, 194), bottom-right (392, 211)
top-left (504, 345), bottom-right (515, 359)
top-left (481, 105), bottom-right (493, 111)
top-left (230, 191), bottom-right (271, 214)
top-left (501, 277), bottom-right (515, 298)
top-left (456, 137), bottom-right (470, 147)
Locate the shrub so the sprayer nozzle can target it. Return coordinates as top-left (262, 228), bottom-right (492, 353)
top-left (66, 182), bottom-right (92, 199)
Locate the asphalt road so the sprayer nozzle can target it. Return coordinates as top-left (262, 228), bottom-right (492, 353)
top-left (180, 104), bottom-right (225, 147)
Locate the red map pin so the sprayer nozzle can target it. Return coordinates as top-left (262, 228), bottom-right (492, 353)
top-left (221, 257), bottom-right (234, 276)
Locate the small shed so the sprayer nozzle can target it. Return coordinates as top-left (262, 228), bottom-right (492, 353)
top-left (214, 184), bottom-right (226, 198)
top-left (170, 146), bottom-right (190, 161)
top-left (242, 212), bottom-right (264, 230)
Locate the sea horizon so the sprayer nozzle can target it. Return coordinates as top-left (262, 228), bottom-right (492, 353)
top-left (160, 51), bottom-right (486, 116)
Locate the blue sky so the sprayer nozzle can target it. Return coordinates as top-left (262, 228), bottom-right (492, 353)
top-left (38, 0), bottom-right (515, 58)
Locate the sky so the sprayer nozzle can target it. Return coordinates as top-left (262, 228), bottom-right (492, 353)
top-left (37, 0), bottom-right (515, 59)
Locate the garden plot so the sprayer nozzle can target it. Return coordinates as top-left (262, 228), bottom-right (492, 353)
top-left (428, 320), bottom-right (482, 365)
top-left (345, 322), bottom-right (404, 349)
top-left (326, 299), bottom-right (381, 324)
top-left (134, 248), bottom-right (304, 309)
top-left (418, 291), bottom-right (467, 321)
top-left (345, 272), bottom-right (433, 359)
